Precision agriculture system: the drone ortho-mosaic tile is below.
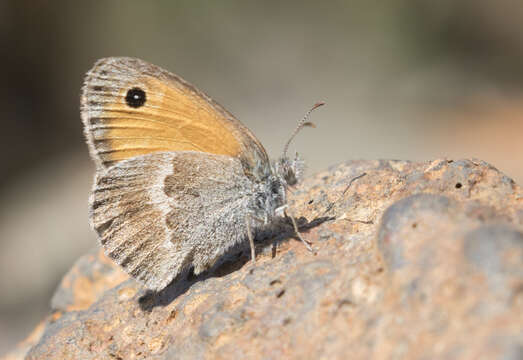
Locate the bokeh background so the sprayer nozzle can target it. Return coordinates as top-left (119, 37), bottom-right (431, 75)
top-left (1, 0), bottom-right (522, 353)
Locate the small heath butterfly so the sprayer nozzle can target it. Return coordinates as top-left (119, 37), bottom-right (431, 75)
top-left (81, 57), bottom-right (323, 291)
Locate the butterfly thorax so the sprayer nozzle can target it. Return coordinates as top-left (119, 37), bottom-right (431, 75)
top-left (249, 154), bottom-right (305, 223)
top-left (249, 173), bottom-right (285, 223)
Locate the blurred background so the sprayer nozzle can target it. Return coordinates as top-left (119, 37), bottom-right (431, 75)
top-left (1, 0), bottom-right (522, 354)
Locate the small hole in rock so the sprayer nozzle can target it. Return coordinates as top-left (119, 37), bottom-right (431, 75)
top-left (276, 289), bottom-right (286, 298)
top-left (166, 309), bottom-right (177, 323)
top-left (270, 279), bottom-right (282, 286)
top-left (308, 199), bottom-right (314, 204)
top-left (455, 182), bottom-right (463, 189)
top-left (338, 299), bottom-right (354, 308)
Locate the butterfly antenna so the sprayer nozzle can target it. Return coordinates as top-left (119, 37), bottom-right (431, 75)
top-left (283, 101), bottom-right (325, 158)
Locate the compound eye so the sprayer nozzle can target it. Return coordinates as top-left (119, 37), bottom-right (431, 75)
top-left (285, 170), bottom-right (297, 186)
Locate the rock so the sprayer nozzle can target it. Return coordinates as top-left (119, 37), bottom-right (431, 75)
top-left (5, 159), bottom-right (522, 360)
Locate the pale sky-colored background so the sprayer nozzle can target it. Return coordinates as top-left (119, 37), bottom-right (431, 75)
top-left (1, 1), bottom-right (522, 354)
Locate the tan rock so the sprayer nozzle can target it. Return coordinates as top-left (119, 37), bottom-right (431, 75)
top-left (4, 159), bottom-right (521, 360)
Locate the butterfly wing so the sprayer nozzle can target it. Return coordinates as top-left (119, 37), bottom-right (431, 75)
top-left (91, 151), bottom-right (255, 291)
top-left (81, 57), bottom-right (269, 177)
top-left (81, 57), bottom-right (278, 290)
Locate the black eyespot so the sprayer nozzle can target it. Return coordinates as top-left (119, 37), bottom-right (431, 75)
top-left (125, 87), bottom-right (146, 108)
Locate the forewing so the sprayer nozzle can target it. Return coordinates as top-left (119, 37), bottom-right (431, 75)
top-left (91, 151), bottom-right (254, 291)
top-left (81, 57), bottom-right (269, 173)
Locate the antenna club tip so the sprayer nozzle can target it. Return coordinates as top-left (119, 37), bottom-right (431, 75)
top-left (283, 102), bottom-right (324, 156)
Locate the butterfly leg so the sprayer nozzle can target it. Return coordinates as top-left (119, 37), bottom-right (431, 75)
top-left (322, 172), bottom-right (367, 216)
top-left (284, 210), bottom-right (314, 253)
top-left (245, 215), bottom-right (256, 263)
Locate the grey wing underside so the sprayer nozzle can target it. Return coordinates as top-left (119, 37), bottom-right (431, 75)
top-left (90, 151), bottom-right (255, 291)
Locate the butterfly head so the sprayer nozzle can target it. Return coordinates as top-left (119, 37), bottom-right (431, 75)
top-left (254, 102), bottom-right (324, 220)
top-left (274, 152), bottom-right (304, 187)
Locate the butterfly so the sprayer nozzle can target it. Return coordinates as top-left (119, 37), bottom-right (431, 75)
top-left (81, 57), bottom-right (323, 291)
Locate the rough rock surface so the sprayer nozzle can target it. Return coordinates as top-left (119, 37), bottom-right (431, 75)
top-left (5, 159), bottom-right (522, 360)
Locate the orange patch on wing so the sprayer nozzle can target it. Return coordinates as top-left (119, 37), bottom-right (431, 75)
top-left (96, 76), bottom-right (241, 165)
